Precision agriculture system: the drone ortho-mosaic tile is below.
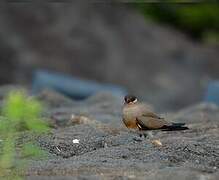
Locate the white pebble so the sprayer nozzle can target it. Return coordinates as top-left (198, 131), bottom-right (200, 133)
top-left (73, 139), bottom-right (80, 144)
top-left (56, 146), bottom-right (61, 152)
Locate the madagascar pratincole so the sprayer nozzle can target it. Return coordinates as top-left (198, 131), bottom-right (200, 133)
top-left (122, 95), bottom-right (188, 131)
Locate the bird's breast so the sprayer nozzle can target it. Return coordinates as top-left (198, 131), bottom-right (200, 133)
top-left (122, 105), bottom-right (141, 129)
top-left (122, 118), bottom-right (138, 129)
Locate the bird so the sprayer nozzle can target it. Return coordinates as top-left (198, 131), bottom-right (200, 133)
top-left (122, 95), bottom-right (188, 131)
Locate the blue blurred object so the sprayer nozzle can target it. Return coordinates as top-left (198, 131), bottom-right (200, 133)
top-left (32, 70), bottom-right (127, 100)
top-left (204, 81), bottom-right (219, 105)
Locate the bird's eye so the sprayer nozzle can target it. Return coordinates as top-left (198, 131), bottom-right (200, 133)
top-left (131, 97), bottom-right (136, 102)
top-left (124, 95), bottom-right (137, 103)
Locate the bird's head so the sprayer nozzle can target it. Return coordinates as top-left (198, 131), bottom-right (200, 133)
top-left (124, 95), bottom-right (138, 105)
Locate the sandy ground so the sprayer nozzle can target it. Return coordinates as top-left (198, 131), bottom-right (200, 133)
top-left (18, 89), bottom-right (219, 180)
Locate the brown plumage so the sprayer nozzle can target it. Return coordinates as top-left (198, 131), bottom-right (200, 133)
top-left (122, 95), bottom-right (188, 131)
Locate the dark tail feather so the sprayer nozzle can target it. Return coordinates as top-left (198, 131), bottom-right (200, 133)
top-left (172, 122), bottom-right (186, 126)
top-left (162, 123), bottom-right (189, 131)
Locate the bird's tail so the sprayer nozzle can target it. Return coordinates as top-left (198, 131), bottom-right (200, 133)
top-left (162, 123), bottom-right (189, 131)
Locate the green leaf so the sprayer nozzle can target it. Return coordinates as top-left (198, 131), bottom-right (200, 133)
top-left (24, 98), bottom-right (42, 120)
top-left (0, 136), bottom-right (15, 169)
top-left (0, 117), bottom-right (12, 135)
top-left (0, 90), bottom-right (50, 178)
top-left (26, 118), bottom-right (50, 133)
top-left (1, 90), bottom-right (50, 133)
top-left (2, 91), bottom-right (27, 122)
top-left (21, 143), bottom-right (46, 158)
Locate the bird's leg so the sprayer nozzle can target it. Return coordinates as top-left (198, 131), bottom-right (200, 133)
top-left (142, 131), bottom-right (154, 138)
top-left (142, 131), bottom-right (148, 138)
top-left (126, 127), bottom-right (144, 140)
top-left (136, 123), bottom-right (148, 138)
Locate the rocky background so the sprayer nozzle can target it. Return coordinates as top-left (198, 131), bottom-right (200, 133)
top-left (0, 3), bottom-right (218, 111)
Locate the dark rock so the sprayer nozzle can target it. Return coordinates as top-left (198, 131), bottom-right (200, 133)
top-left (0, 4), bottom-right (218, 111)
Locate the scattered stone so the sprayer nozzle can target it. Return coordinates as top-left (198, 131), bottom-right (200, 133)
top-left (72, 139), bottom-right (80, 144)
top-left (151, 139), bottom-right (162, 147)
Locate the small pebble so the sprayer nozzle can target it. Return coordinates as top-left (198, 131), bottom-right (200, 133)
top-left (151, 139), bottom-right (162, 147)
top-left (73, 139), bottom-right (80, 144)
top-left (56, 146), bottom-right (61, 152)
top-left (104, 142), bottom-right (108, 148)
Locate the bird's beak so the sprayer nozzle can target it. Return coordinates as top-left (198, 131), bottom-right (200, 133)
top-left (132, 99), bottom-right (137, 103)
top-left (126, 99), bottom-right (137, 105)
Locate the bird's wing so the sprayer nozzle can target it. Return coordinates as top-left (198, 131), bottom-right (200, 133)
top-left (142, 111), bottom-right (161, 119)
top-left (136, 113), bottom-right (169, 129)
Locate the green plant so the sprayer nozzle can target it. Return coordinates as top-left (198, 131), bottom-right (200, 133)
top-left (0, 90), bottom-right (50, 179)
top-left (133, 3), bottom-right (219, 42)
